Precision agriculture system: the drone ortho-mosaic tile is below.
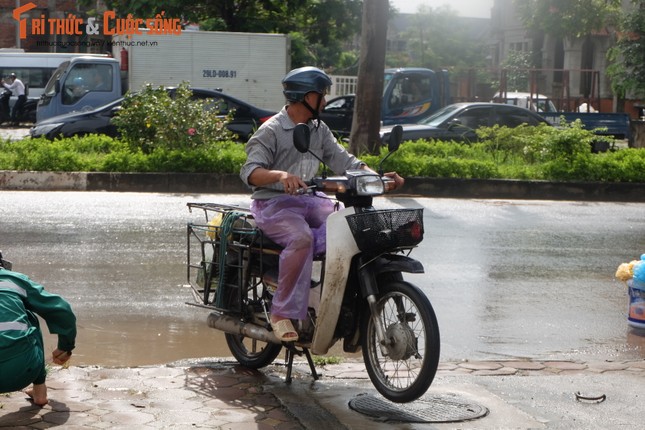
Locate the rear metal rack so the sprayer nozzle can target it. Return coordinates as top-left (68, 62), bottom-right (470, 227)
top-left (186, 202), bottom-right (278, 312)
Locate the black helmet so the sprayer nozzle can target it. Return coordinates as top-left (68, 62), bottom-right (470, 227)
top-left (282, 67), bottom-right (332, 102)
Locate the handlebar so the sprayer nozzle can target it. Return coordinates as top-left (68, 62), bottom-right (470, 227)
top-left (295, 186), bottom-right (315, 195)
top-left (382, 176), bottom-right (397, 192)
top-left (296, 174), bottom-right (396, 196)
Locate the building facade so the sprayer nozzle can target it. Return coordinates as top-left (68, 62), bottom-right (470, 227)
top-left (489, 0), bottom-right (639, 112)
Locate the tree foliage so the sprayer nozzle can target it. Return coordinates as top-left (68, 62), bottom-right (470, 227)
top-left (394, 5), bottom-right (488, 71)
top-left (514, 0), bottom-right (622, 40)
top-left (88, 0), bottom-right (362, 69)
top-left (499, 50), bottom-right (534, 92)
top-left (607, 2), bottom-right (645, 98)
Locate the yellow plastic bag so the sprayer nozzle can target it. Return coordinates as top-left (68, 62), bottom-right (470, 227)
top-left (206, 212), bottom-right (223, 240)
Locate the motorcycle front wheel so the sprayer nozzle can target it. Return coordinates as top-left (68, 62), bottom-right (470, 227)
top-left (361, 279), bottom-right (440, 403)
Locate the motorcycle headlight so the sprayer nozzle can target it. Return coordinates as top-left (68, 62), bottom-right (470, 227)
top-left (352, 174), bottom-right (384, 196)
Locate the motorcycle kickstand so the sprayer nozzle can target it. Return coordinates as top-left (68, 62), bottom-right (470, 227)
top-left (284, 345), bottom-right (319, 384)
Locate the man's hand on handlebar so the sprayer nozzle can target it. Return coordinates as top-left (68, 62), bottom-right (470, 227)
top-left (280, 172), bottom-right (308, 195)
top-left (384, 172), bottom-right (405, 191)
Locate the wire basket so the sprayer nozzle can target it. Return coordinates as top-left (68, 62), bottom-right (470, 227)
top-left (345, 208), bottom-right (424, 253)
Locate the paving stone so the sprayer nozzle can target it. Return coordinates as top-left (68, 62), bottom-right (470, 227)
top-left (457, 361), bottom-right (504, 371)
top-left (209, 408), bottom-right (261, 423)
top-left (147, 398), bottom-right (205, 411)
top-left (201, 397), bottom-right (245, 410)
top-left (626, 359), bottom-right (645, 367)
top-left (101, 410), bottom-right (155, 425)
top-left (50, 425), bottom-right (99, 430)
top-left (137, 367), bottom-right (186, 378)
top-left (0, 410), bottom-right (42, 427)
top-left (472, 366), bottom-right (519, 376)
top-left (146, 387), bottom-right (196, 401)
top-left (543, 361), bottom-right (588, 370)
top-left (252, 393), bottom-right (282, 408)
top-left (140, 376), bottom-right (184, 389)
top-left (437, 362), bottom-right (459, 371)
top-left (96, 399), bottom-right (151, 412)
top-left (48, 389), bottom-right (94, 403)
top-left (584, 362), bottom-right (628, 373)
top-left (333, 370), bottom-right (371, 379)
top-left (503, 360), bottom-right (547, 370)
top-left (42, 411), bottom-right (96, 426)
top-left (154, 408), bottom-right (212, 425)
top-left (447, 366), bottom-right (475, 374)
top-left (2, 359), bottom-right (642, 429)
top-left (92, 378), bottom-right (145, 391)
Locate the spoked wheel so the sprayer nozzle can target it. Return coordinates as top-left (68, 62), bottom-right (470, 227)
top-left (223, 271), bottom-right (282, 369)
top-left (225, 333), bottom-right (282, 368)
top-left (361, 279), bottom-right (440, 403)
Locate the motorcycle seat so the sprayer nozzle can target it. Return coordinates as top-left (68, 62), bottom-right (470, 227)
top-left (236, 215), bottom-right (324, 261)
top-left (234, 217), bottom-right (283, 252)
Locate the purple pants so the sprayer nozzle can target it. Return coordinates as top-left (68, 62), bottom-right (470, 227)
top-left (250, 194), bottom-right (336, 320)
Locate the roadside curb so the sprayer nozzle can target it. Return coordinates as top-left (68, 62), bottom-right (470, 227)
top-left (1, 171), bottom-right (645, 202)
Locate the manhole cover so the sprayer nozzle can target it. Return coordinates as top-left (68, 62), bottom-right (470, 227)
top-left (348, 393), bottom-right (489, 423)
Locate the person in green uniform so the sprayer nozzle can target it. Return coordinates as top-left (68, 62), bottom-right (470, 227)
top-left (0, 252), bottom-right (76, 406)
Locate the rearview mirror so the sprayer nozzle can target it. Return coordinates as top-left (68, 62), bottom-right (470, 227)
top-left (447, 118), bottom-right (462, 130)
top-left (378, 125), bottom-right (403, 175)
top-left (293, 123), bottom-right (310, 153)
top-left (389, 124), bottom-right (403, 152)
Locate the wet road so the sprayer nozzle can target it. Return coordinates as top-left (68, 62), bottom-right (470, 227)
top-left (1, 191), bottom-right (644, 366)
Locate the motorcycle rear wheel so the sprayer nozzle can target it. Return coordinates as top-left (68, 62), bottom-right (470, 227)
top-left (361, 279), bottom-right (440, 403)
top-left (225, 333), bottom-right (282, 368)
top-left (223, 268), bottom-right (282, 368)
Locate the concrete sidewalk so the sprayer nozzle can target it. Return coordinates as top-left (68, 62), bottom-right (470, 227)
top-left (1, 358), bottom-right (643, 429)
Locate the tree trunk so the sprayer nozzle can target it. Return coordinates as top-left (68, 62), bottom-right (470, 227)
top-left (349, 0), bottom-right (389, 155)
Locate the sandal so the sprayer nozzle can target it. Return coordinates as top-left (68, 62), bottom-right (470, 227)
top-left (270, 318), bottom-right (299, 342)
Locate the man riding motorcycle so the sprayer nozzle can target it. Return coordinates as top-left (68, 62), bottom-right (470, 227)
top-left (239, 66), bottom-right (404, 341)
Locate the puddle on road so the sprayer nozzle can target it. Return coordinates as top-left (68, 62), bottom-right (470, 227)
top-left (4, 191), bottom-right (643, 367)
top-left (42, 311), bottom-right (362, 367)
top-left (43, 312), bottom-right (230, 366)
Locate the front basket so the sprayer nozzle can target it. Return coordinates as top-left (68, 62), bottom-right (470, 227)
top-left (345, 208), bottom-right (424, 253)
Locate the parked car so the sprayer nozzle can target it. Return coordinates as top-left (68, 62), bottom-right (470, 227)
top-left (491, 91), bottom-right (558, 113)
top-left (30, 88), bottom-right (276, 140)
top-left (319, 94), bottom-right (355, 137)
top-left (380, 102), bottom-right (549, 144)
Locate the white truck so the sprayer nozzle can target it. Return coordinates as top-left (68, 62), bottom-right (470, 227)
top-left (37, 30), bottom-right (290, 122)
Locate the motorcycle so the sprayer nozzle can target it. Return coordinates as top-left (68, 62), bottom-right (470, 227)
top-left (0, 88), bottom-right (37, 126)
top-left (185, 124), bottom-right (440, 403)
top-left (0, 89), bottom-right (10, 126)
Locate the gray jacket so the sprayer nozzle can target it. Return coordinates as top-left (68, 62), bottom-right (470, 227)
top-left (240, 107), bottom-right (365, 199)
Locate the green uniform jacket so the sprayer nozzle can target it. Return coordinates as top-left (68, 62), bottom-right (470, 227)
top-left (0, 268), bottom-right (76, 357)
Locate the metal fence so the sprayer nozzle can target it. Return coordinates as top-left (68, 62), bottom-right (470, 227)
top-left (328, 75), bottom-right (357, 98)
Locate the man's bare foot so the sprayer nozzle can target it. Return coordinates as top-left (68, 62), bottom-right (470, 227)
top-left (24, 383), bottom-right (48, 406)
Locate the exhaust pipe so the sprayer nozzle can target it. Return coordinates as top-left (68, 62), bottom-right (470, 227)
top-left (207, 312), bottom-right (281, 345)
